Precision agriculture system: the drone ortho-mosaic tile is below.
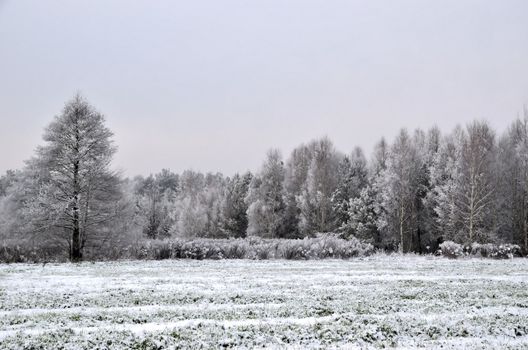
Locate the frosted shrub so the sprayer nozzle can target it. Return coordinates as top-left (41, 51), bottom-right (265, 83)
top-left (315, 233), bottom-right (375, 258)
top-left (310, 233), bottom-right (339, 258)
top-left (470, 242), bottom-right (521, 259)
top-left (220, 240), bottom-right (250, 259)
top-left (152, 241), bottom-right (171, 260)
top-left (203, 244), bottom-right (224, 260)
top-left (123, 236), bottom-right (375, 261)
top-left (438, 241), bottom-right (521, 259)
top-left (179, 241), bottom-right (204, 259)
top-left (247, 238), bottom-right (279, 259)
top-left (279, 240), bottom-right (310, 260)
top-left (470, 242), bottom-right (493, 258)
top-left (253, 245), bottom-right (273, 259)
top-left (439, 241), bottom-right (464, 259)
top-left (495, 244), bottom-right (522, 258)
top-left (0, 242), bottom-right (68, 263)
top-left (0, 236), bottom-right (520, 263)
top-left (273, 233), bottom-right (375, 260)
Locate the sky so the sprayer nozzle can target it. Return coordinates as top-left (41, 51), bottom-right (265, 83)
top-left (0, 0), bottom-right (527, 177)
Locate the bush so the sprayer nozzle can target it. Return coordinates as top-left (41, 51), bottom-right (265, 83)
top-left (438, 241), bottom-right (522, 259)
top-left (438, 241), bottom-right (464, 259)
top-left (0, 241), bottom-right (67, 263)
top-left (248, 239), bottom-right (278, 260)
top-left (279, 240), bottom-right (310, 260)
top-left (1, 235), bottom-right (521, 263)
top-left (116, 235), bottom-right (375, 261)
top-left (470, 242), bottom-right (521, 259)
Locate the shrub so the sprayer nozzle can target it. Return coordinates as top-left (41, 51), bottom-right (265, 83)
top-left (153, 241), bottom-right (172, 260)
top-left (438, 241), bottom-right (464, 259)
top-left (438, 241), bottom-right (522, 259)
top-left (125, 235), bottom-right (375, 261)
top-left (221, 240), bottom-right (249, 259)
top-left (0, 241), bottom-right (67, 263)
top-left (470, 242), bottom-right (521, 259)
top-left (279, 240), bottom-right (310, 260)
top-left (2, 235), bottom-right (520, 263)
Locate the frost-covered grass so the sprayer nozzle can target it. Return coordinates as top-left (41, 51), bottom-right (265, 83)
top-left (0, 256), bottom-right (527, 349)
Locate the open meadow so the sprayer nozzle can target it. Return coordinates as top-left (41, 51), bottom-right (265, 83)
top-left (0, 256), bottom-right (527, 349)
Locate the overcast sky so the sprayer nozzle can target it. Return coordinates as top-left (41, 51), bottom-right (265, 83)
top-left (1, 0), bottom-right (527, 176)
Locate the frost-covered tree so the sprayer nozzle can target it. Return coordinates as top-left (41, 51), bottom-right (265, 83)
top-left (0, 171), bottom-right (16, 238)
top-left (134, 174), bottom-right (175, 239)
top-left (419, 127), bottom-right (443, 251)
top-left (377, 129), bottom-right (424, 252)
top-left (246, 149), bottom-right (286, 238)
top-left (427, 127), bottom-right (465, 242)
top-left (428, 122), bottom-right (497, 244)
top-left (201, 173), bottom-right (227, 238)
top-left (178, 170), bottom-right (206, 200)
top-left (0, 170), bottom-right (18, 238)
top-left (16, 95), bottom-right (122, 261)
top-left (331, 156), bottom-right (354, 231)
top-left (331, 147), bottom-right (368, 233)
top-left (409, 129), bottom-right (434, 253)
top-left (0, 170), bottom-right (18, 198)
top-left (360, 138), bottom-right (390, 248)
top-left (132, 169), bottom-right (231, 239)
top-left (349, 147), bottom-right (368, 194)
top-left (221, 172), bottom-right (252, 237)
top-left (155, 169), bottom-right (179, 194)
top-left (173, 196), bottom-right (207, 238)
top-left (283, 144), bottom-right (312, 238)
top-left (495, 133), bottom-right (519, 243)
top-left (511, 112), bottom-right (528, 251)
top-left (169, 171), bottom-right (227, 238)
top-left (297, 138), bottom-right (341, 236)
top-left (458, 121), bottom-right (497, 242)
top-left (345, 185), bottom-right (378, 243)
top-left (495, 113), bottom-right (528, 250)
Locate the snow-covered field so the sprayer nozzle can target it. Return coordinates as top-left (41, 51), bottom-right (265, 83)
top-left (0, 256), bottom-right (527, 349)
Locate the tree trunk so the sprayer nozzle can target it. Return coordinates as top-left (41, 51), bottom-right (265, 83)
top-left (71, 135), bottom-right (82, 262)
top-left (81, 187), bottom-right (90, 251)
top-left (399, 203), bottom-right (404, 253)
top-left (524, 172), bottom-right (528, 254)
top-left (72, 199), bottom-right (82, 262)
top-left (469, 180), bottom-right (475, 242)
top-left (524, 213), bottom-right (527, 255)
top-left (416, 227), bottom-right (422, 254)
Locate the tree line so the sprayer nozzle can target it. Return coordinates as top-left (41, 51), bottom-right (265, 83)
top-left (0, 96), bottom-right (527, 261)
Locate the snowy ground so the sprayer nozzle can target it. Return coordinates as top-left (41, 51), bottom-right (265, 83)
top-left (0, 256), bottom-right (527, 349)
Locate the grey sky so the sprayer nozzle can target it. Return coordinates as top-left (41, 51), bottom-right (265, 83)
top-left (1, 0), bottom-right (527, 176)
